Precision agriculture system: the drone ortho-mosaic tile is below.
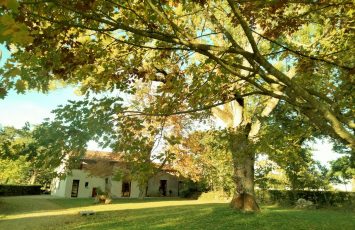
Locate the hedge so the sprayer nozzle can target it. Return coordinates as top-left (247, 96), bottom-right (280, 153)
top-left (256, 189), bottom-right (355, 206)
top-left (0, 184), bottom-right (42, 196)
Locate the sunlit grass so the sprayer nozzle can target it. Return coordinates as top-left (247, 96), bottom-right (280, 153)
top-left (0, 196), bottom-right (354, 230)
top-left (1, 197), bottom-right (214, 220)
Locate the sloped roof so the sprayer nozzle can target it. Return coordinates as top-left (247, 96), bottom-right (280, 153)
top-left (82, 150), bottom-right (122, 162)
top-left (82, 151), bottom-right (180, 176)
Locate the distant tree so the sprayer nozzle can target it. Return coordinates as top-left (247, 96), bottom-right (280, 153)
top-left (0, 122), bottom-right (67, 185)
top-left (0, 156), bottom-right (31, 184)
top-left (254, 155), bottom-right (284, 191)
top-left (329, 155), bottom-right (354, 191)
top-left (260, 102), bottom-right (332, 192)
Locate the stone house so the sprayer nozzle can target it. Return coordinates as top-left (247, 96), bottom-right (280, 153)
top-left (50, 151), bottom-right (185, 198)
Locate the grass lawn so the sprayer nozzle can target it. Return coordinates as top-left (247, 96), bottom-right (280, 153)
top-left (0, 196), bottom-right (354, 230)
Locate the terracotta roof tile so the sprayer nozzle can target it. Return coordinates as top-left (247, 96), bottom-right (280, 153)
top-left (83, 150), bottom-right (122, 161)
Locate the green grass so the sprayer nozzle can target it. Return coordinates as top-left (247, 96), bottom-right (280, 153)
top-left (0, 196), bottom-right (354, 230)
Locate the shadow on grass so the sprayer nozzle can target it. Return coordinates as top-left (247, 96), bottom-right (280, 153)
top-left (1, 202), bottom-right (354, 230)
top-left (0, 197), bottom-right (97, 216)
top-left (0, 196), bottom-right (185, 216)
top-left (1, 198), bottom-right (204, 218)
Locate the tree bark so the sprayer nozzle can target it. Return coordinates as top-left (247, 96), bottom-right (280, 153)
top-left (138, 179), bottom-right (148, 199)
top-left (229, 124), bottom-right (260, 212)
top-left (29, 170), bottom-right (37, 185)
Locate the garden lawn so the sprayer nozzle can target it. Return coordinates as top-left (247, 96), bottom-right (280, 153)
top-left (0, 196), bottom-right (354, 230)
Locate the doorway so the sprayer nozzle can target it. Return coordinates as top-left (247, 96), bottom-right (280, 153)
top-left (71, 180), bottom-right (80, 197)
top-left (159, 180), bottom-right (167, 196)
top-left (92, 187), bottom-right (97, 197)
top-left (121, 181), bottom-right (131, 197)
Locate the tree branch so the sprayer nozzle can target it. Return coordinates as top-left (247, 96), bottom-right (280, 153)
top-left (252, 29), bottom-right (353, 70)
top-left (227, 0), bottom-right (259, 54)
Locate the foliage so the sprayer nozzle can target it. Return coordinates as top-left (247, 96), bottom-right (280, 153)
top-left (254, 155), bottom-right (287, 190)
top-left (269, 150), bottom-right (331, 192)
top-left (256, 189), bottom-right (355, 207)
top-left (260, 103), bottom-right (331, 191)
top-left (198, 190), bottom-right (231, 201)
top-left (0, 123), bottom-right (67, 185)
top-left (175, 130), bottom-right (234, 194)
top-left (328, 155), bottom-right (355, 188)
top-left (0, 0), bottom-right (353, 147)
top-left (0, 156), bottom-right (31, 184)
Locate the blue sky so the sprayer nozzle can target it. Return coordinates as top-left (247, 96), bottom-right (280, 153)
top-left (0, 45), bottom-right (341, 165)
top-left (0, 88), bottom-right (79, 127)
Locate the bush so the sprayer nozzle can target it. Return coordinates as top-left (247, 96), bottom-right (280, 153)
top-left (198, 190), bottom-right (231, 201)
top-left (0, 184), bottom-right (42, 196)
top-left (179, 188), bottom-right (201, 199)
top-left (295, 198), bottom-right (315, 209)
top-left (256, 189), bottom-right (355, 207)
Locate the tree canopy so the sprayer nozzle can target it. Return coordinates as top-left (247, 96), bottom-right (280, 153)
top-left (0, 0), bottom-right (353, 148)
top-left (0, 0), bottom-right (354, 212)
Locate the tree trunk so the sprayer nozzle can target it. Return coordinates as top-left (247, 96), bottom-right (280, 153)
top-left (138, 180), bottom-right (148, 199)
top-left (105, 177), bottom-right (112, 198)
top-left (29, 170), bottom-right (37, 185)
top-left (229, 124), bottom-right (260, 212)
top-left (212, 97), bottom-right (277, 212)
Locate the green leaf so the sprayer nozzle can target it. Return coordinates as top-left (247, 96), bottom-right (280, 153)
top-left (7, 0), bottom-right (19, 12)
top-left (15, 79), bottom-right (26, 93)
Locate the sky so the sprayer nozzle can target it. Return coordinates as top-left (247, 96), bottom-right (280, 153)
top-left (0, 45), bottom-right (342, 166)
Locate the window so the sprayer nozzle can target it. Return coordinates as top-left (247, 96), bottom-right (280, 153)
top-left (105, 178), bottom-right (109, 184)
top-left (85, 182), bottom-right (89, 188)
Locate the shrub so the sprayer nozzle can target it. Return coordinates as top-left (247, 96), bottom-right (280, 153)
top-left (256, 189), bottom-right (355, 207)
top-left (179, 188), bottom-right (201, 199)
top-left (198, 190), bottom-right (231, 201)
top-left (0, 184), bottom-right (41, 196)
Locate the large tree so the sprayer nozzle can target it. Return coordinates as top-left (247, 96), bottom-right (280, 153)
top-left (0, 0), bottom-right (354, 211)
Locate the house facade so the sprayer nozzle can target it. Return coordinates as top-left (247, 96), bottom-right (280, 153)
top-left (50, 151), bottom-right (184, 198)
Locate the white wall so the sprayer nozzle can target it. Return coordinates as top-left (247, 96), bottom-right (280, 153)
top-left (111, 180), bottom-right (122, 198)
top-left (147, 172), bottom-right (180, 197)
top-left (51, 169), bottom-right (107, 198)
top-left (51, 169), bottom-right (181, 198)
top-left (50, 177), bottom-right (66, 197)
top-left (130, 181), bottom-right (140, 198)
top-left (67, 169), bottom-right (107, 198)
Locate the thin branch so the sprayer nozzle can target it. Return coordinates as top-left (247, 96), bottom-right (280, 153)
top-left (121, 99), bottom-right (234, 117)
top-left (103, 32), bottom-right (191, 51)
top-left (147, 0), bottom-right (192, 40)
top-left (106, 0), bottom-right (150, 25)
top-left (227, 0), bottom-right (259, 54)
top-left (252, 29), bottom-right (353, 70)
top-left (151, 117), bottom-right (167, 155)
top-left (120, 88), bottom-right (290, 118)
